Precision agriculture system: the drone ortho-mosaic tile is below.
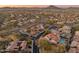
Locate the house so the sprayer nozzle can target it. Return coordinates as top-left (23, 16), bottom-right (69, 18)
top-left (6, 41), bottom-right (27, 52)
top-left (59, 25), bottom-right (72, 39)
top-left (75, 31), bottom-right (79, 36)
top-left (72, 31), bottom-right (79, 42)
top-left (44, 33), bottom-right (60, 44)
top-left (20, 41), bottom-right (27, 51)
top-left (61, 25), bottom-right (71, 33)
top-left (6, 41), bottom-right (19, 51)
top-left (36, 24), bottom-right (44, 31)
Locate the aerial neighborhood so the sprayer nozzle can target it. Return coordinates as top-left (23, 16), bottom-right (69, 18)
top-left (0, 5), bottom-right (79, 53)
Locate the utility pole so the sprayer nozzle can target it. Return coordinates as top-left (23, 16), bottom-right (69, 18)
top-left (20, 30), bottom-right (45, 53)
top-left (31, 31), bottom-right (45, 53)
top-left (31, 36), bottom-right (36, 53)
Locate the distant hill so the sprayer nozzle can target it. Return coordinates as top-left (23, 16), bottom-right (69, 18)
top-left (67, 7), bottom-right (79, 9)
top-left (46, 5), bottom-right (61, 9)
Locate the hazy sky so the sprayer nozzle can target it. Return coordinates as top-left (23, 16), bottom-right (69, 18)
top-left (56, 5), bottom-right (79, 8)
top-left (0, 5), bottom-right (48, 7)
top-left (0, 5), bottom-right (79, 8)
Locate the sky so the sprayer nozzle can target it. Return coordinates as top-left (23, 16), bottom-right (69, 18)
top-left (0, 5), bottom-right (79, 8)
top-left (56, 5), bottom-right (79, 8)
top-left (0, 0), bottom-right (79, 8)
top-left (0, 5), bottom-right (48, 8)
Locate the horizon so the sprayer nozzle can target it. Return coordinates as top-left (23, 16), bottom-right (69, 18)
top-left (0, 5), bottom-right (79, 8)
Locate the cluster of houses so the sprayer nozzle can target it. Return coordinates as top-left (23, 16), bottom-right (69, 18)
top-left (35, 25), bottom-right (72, 52)
top-left (69, 31), bottom-right (79, 53)
top-left (0, 24), bottom-right (71, 53)
top-left (6, 40), bottom-right (27, 52)
top-left (41, 25), bottom-right (72, 45)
